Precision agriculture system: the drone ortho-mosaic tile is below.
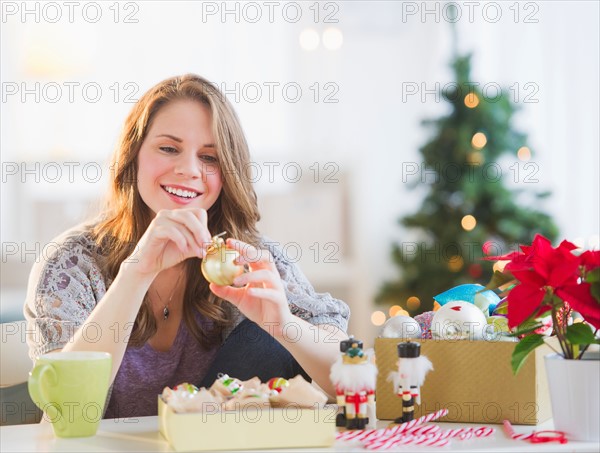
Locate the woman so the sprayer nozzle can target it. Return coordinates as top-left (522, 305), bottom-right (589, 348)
top-left (24, 74), bottom-right (350, 418)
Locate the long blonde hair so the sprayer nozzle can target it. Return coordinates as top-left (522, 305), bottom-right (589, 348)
top-left (92, 74), bottom-right (260, 347)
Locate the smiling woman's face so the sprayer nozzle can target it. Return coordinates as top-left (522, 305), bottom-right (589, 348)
top-left (136, 99), bottom-right (222, 216)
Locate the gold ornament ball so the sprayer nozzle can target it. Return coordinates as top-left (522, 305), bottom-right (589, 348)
top-left (201, 236), bottom-right (245, 286)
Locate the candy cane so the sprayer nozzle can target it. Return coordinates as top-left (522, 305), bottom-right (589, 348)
top-left (366, 427), bottom-right (442, 449)
top-left (407, 424), bottom-right (440, 436)
top-left (503, 420), bottom-right (533, 440)
top-left (475, 426), bottom-right (495, 437)
top-left (393, 408), bottom-right (449, 435)
top-left (338, 408), bottom-right (448, 442)
top-left (438, 427), bottom-right (464, 439)
top-left (336, 427), bottom-right (392, 441)
top-left (364, 433), bottom-right (415, 449)
top-left (366, 433), bottom-right (450, 450)
top-left (340, 411), bottom-right (493, 452)
top-left (459, 430), bottom-right (474, 440)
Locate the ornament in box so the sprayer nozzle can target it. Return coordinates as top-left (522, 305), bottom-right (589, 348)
top-left (379, 315), bottom-right (422, 339)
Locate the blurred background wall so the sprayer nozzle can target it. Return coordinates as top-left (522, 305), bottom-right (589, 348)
top-left (1, 1), bottom-right (599, 346)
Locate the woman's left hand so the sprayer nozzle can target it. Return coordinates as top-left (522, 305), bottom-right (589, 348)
top-left (209, 239), bottom-right (292, 336)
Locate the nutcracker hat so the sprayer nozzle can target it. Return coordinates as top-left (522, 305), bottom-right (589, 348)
top-left (341, 337), bottom-right (368, 364)
top-left (397, 341), bottom-right (421, 358)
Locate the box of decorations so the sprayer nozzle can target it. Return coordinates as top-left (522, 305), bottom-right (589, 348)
top-left (158, 374), bottom-right (337, 451)
top-left (374, 284), bottom-right (552, 425)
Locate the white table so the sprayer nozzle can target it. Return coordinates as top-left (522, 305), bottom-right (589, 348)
top-left (1, 417), bottom-right (599, 452)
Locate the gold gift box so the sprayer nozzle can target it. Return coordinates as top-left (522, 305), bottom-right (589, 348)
top-left (158, 397), bottom-right (336, 451)
top-left (375, 338), bottom-right (552, 425)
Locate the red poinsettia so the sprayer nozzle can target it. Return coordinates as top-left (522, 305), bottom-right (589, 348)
top-left (485, 234), bottom-right (600, 371)
top-left (488, 235), bottom-right (600, 329)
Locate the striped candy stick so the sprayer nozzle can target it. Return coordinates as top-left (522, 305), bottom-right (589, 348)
top-left (336, 426), bottom-right (395, 441)
top-left (365, 434), bottom-right (421, 450)
top-left (475, 426), bottom-right (495, 437)
top-left (367, 433), bottom-right (450, 450)
top-left (363, 422), bottom-right (442, 447)
top-left (503, 420), bottom-right (534, 440)
top-left (392, 408), bottom-right (449, 435)
top-left (341, 407), bottom-right (449, 442)
top-left (438, 427), bottom-right (464, 439)
top-left (459, 430), bottom-right (474, 440)
top-left (406, 423), bottom-right (440, 436)
top-left (365, 428), bottom-right (445, 448)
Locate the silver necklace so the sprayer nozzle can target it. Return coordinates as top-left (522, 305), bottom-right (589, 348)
top-left (154, 272), bottom-right (184, 321)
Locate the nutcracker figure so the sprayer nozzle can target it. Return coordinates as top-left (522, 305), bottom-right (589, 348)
top-left (390, 341), bottom-right (433, 424)
top-left (329, 337), bottom-right (377, 430)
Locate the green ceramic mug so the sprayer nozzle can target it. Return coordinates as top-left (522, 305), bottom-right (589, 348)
top-left (28, 351), bottom-right (112, 438)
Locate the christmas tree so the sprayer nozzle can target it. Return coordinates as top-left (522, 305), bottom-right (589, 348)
top-left (377, 54), bottom-right (559, 316)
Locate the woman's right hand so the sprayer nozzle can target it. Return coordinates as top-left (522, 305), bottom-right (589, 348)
top-left (121, 208), bottom-right (212, 278)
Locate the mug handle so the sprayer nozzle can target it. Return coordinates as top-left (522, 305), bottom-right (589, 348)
top-left (28, 363), bottom-right (64, 427)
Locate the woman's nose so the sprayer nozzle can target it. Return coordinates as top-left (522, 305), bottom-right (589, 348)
top-left (174, 152), bottom-right (201, 178)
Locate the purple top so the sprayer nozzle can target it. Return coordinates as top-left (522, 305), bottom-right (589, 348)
top-left (104, 313), bottom-right (218, 419)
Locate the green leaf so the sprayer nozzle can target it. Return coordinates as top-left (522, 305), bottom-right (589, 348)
top-left (484, 271), bottom-right (515, 291)
top-left (512, 334), bottom-right (545, 374)
top-left (509, 320), bottom-right (544, 337)
top-left (565, 323), bottom-right (600, 346)
top-left (591, 282), bottom-right (600, 303)
top-left (585, 268), bottom-right (600, 283)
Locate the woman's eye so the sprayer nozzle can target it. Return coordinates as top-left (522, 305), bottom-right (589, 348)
top-left (159, 146), bottom-right (178, 154)
top-left (200, 155), bottom-right (218, 163)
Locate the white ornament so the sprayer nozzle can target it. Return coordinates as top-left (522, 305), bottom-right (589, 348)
top-left (431, 301), bottom-right (487, 340)
top-left (379, 315), bottom-right (422, 339)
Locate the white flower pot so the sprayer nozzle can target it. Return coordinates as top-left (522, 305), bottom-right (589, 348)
top-left (544, 352), bottom-right (600, 442)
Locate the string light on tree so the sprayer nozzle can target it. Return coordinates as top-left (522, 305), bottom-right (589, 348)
top-left (389, 305), bottom-right (402, 317)
top-left (467, 151), bottom-right (484, 165)
top-left (371, 310), bottom-right (386, 326)
top-left (471, 132), bottom-right (487, 149)
top-left (407, 296), bottom-right (421, 311)
top-left (447, 255), bottom-right (464, 272)
top-left (461, 214), bottom-right (477, 231)
top-left (517, 146), bottom-right (531, 161)
top-left (469, 263), bottom-right (483, 278)
top-left (482, 240), bottom-right (496, 255)
top-left (464, 93), bottom-right (479, 108)
top-left (396, 308), bottom-right (410, 317)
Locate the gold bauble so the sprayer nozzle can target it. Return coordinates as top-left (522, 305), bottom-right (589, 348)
top-left (201, 234), bottom-right (244, 286)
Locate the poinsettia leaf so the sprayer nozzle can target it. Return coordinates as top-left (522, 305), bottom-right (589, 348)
top-left (512, 334), bottom-right (545, 374)
top-left (591, 282), bottom-right (600, 302)
top-left (509, 320), bottom-right (544, 337)
top-left (565, 323), bottom-right (600, 346)
top-left (484, 270), bottom-right (515, 291)
top-left (585, 267), bottom-right (600, 283)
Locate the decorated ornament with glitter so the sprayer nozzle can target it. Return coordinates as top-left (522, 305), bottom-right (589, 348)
top-left (379, 315), bottom-right (422, 339)
top-left (201, 232), bottom-right (245, 286)
top-left (267, 377), bottom-right (289, 393)
top-left (433, 284), bottom-right (500, 315)
top-left (430, 301), bottom-right (487, 340)
top-left (414, 311), bottom-right (435, 339)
